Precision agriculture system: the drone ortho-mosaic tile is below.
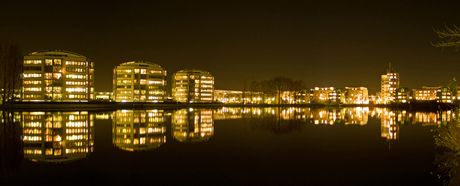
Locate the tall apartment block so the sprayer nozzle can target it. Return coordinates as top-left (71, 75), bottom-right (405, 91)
top-left (22, 50), bottom-right (94, 102)
top-left (113, 61), bottom-right (167, 102)
top-left (380, 63), bottom-right (399, 104)
top-left (172, 69), bottom-right (214, 103)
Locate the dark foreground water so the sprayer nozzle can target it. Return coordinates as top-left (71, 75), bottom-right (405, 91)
top-left (0, 107), bottom-right (455, 185)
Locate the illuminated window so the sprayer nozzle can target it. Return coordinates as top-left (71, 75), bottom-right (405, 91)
top-left (24, 60), bottom-right (42, 65)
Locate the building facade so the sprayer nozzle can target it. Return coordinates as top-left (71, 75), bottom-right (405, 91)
top-left (310, 87), bottom-right (335, 103)
top-left (22, 50), bottom-right (94, 102)
top-left (412, 86), bottom-right (441, 101)
top-left (172, 69), bottom-right (214, 103)
top-left (380, 64), bottom-right (399, 104)
top-left (394, 87), bottom-right (411, 103)
top-left (113, 61), bottom-right (167, 102)
top-left (345, 87), bottom-right (369, 104)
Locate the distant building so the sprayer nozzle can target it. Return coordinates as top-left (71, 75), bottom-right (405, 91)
top-left (172, 69), bottom-right (214, 103)
top-left (437, 87), bottom-right (452, 103)
top-left (94, 92), bottom-right (113, 101)
top-left (22, 50), bottom-right (94, 102)
top-left (214, 90), bottom-right (262, 104)
top-left (344, 87), bottom-right (368, 104)
top-left (411, 86), bottom-right (441, 101)
top-left (310, 87), bottom-right (334, 103)
top-left (393, 87), bottom-right (411, 103)
top-left (113, 61), bottom-right (167, 102)
top-left (380, 63), bottom-right (399, 104)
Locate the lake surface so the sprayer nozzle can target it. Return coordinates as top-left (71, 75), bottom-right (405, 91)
top-left (0, 107), bottom-right (456, 185)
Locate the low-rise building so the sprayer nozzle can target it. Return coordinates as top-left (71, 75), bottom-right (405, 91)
top-left (412, 86), bottom-right (441, 101)
top-left (394, 87), bottom-right (411, 103)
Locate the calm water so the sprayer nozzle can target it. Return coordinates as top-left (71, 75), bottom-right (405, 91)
top-left (0, 107), bottom-right (456, 185)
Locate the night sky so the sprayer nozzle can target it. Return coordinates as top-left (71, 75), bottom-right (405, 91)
top-left (1, 0), bottom-right (460, 94)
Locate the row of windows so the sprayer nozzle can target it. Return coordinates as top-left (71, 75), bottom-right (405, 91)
top-left (66, 74), bottom-right (86, 79)
top-left (24, 94), bottom-right (42, 98)
top-left (24, 60), bottom-right (42, 65)
top-left (24, 81), bottom-right (41, 85)
top-left (66, 61), bottom-right (87, 66)
top-left (45, 59), bottom-right (61, 66)
top-left (67, 94), bottom-right (86, 99)
top-left (66, 81), bottom-right (87, 86)
top-left (66, 88), bottom-right (87, 93)
top-left (24, 87), bottom-right (41, 92)
top-left (24, 73), bottom-right (42, 78)
top-left (66, 67), bottom-right (86, 73)
top-left (117, 69), bottom-right (165, 75)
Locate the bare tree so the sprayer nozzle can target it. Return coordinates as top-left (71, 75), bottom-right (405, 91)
top-left (0, 41), bottom-right (23, 104)
top-left (432, 24), bottom-right (460, 51)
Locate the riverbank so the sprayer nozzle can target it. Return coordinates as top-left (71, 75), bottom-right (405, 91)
top-left (0, 101), bottom-right (455, 111)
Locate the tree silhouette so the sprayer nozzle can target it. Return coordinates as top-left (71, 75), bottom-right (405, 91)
top-left (0, 41), bottom-right (22, 104)
top-left (432, 24), bottom-right (460, 51)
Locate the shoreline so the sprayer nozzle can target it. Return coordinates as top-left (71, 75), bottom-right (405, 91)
top-left (0, 101), bottom-right (455, 111)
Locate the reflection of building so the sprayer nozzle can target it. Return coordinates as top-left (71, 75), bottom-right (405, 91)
top-left (342, 107), bottom-right (369, 125)
top-left (22, 111), bottom-right (93, 163)
top-left (112, 110), bottom-right (166, 151)
top-left (172, 69), bottom-right (214, 103)
top-left (172, 109), bottom-right (214, 142)
top-left (113, 61), bottom-right (167, 102)
top-left (379, 109), bottom-right (399, 147)
top-left (22, 50), bottom-right (95, 102)
top-left (380, 64), bottom-right (399, 104)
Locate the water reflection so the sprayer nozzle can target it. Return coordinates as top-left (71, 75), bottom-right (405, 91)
top-left (112, 110), bottom-right (166, 151)
top-left (0, 111), bottom-right (23, 176)
top-left (21, 111), bottom-right (93, 163)
top-left (172, 108), bottom-right (214, 143)
top-left (433, 112), bottom-right (460, 186)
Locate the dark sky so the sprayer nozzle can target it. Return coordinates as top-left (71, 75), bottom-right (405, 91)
top-left (1, 0), bottom-right (460, 94)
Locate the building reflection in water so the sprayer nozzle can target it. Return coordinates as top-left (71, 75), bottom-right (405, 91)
top-left (213, 107), bottom-right (369, 126)
top-left (172, 108), bottom-right (214, 143)
top-left (112, 110), bottom-right (166, 151)
top-left (0, 111), bottom-right (23, 176)
top-left (22, 111), bottom-right (93, 163)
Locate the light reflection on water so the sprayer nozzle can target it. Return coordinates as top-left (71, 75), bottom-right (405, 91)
top-left (1, 107), bottom-right (458, 185)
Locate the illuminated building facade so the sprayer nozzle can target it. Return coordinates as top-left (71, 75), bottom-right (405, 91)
top-left (22, 111), bottom-right (93, 163)
top-left (172, 109), bottom-right (214, 142)
top-left (437, 87), bottom-right (452, 103)
top-left (94, 92), bottom-right (113, 101)
top-left (393, 87), bottom-right (411, 103)
top-left (412, 86), bottom-right (441, 101)
top-left (172, 69), bottom-right (214, 103)
top-left (22, 50), bottom-right (94, 102)
top-left (344, 87), bottom-right (368, 104)
top-left (380, 64), bottom-right (399, 104)
top-left (310, 87), bottom-right (334, 103)
top-left (112, 110), bottom-right (166, 151)
top-left (213, 90), bottom-right (263, 104)
top-left (113, 61), bottom-right (167, 102)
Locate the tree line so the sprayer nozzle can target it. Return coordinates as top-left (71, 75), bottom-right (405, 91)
top-left (250, 76), bottom-right (306, 104)
top-left (0, 41), bottom-right (22, 104)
